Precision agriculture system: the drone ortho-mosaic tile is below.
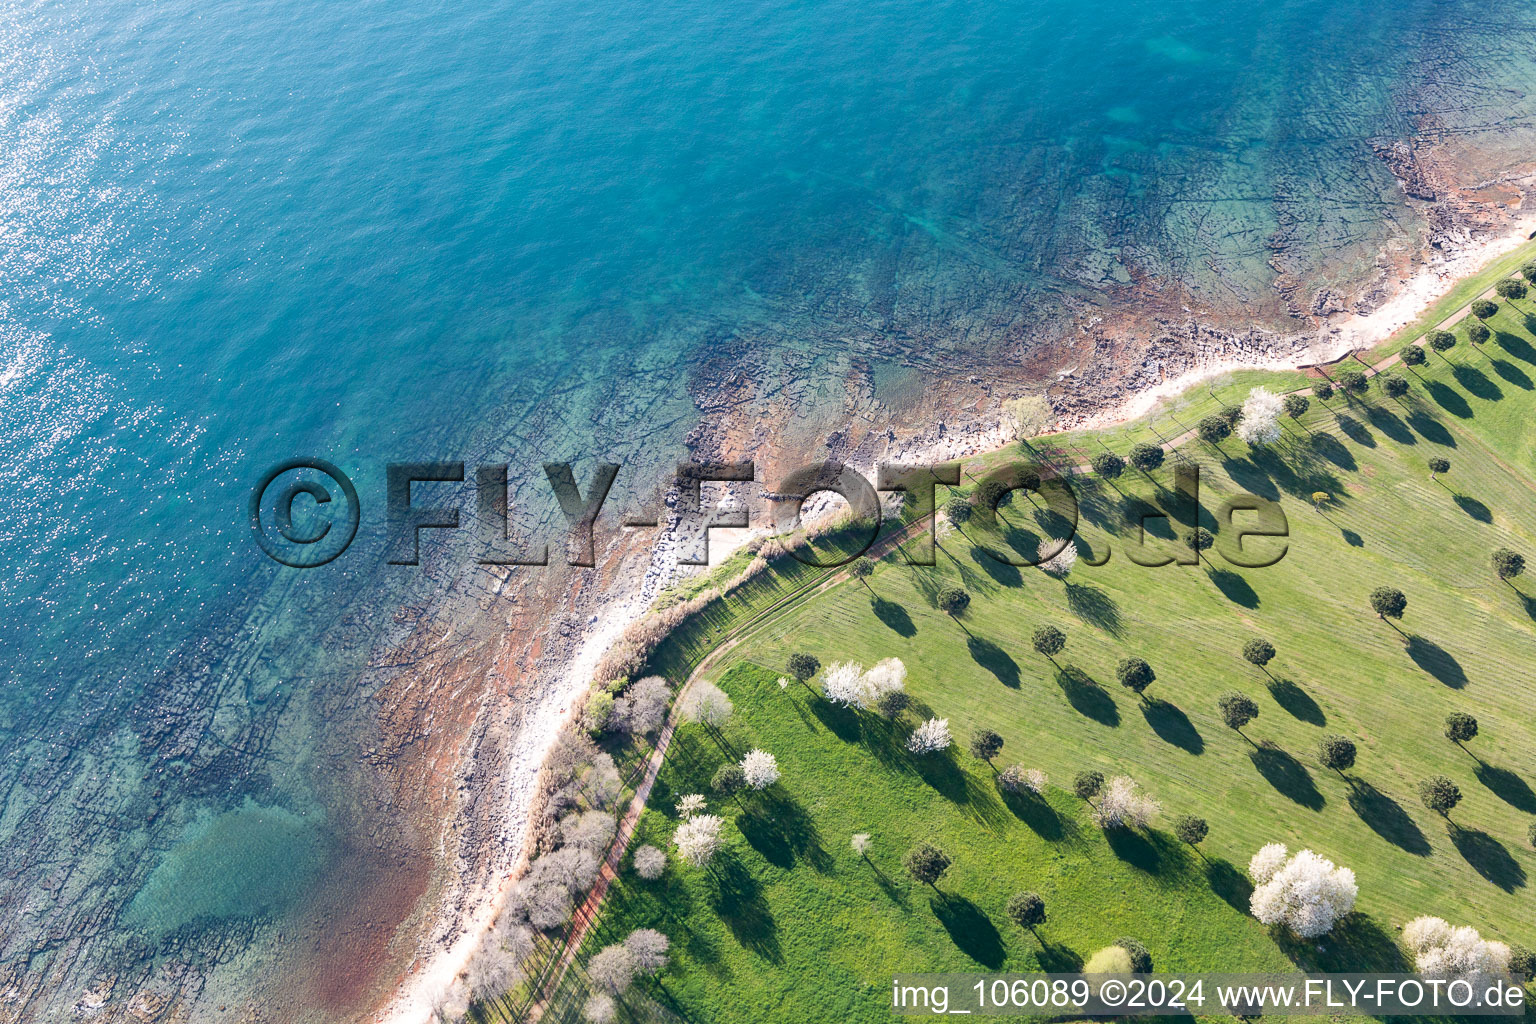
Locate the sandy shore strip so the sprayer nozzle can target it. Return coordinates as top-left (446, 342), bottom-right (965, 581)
top-left (374, 210), bottom-right (1536, 1024)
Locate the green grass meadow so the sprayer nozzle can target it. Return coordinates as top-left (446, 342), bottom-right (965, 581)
top-left (572, 296), bottom-right (1536, 1024)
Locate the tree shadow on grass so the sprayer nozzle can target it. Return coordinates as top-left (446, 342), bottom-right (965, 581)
top-left (1307, 432), bottom-right (1357, 471)
top-left (736, 792), bottom-right (830, 872)
top-left (810, 697), bottom-right (863, 743)
top-left (1452, 494), bottom-right (1492, 523)
top-left (1249, 742), bottom-right (1325, 810)
top-left (1065, 582), bottom-right (1124, 636)
top-left (912, 749), bottom-right (1010, 828)
top-left (871, 596), bottom-right (916, 637)
top-left (931, 892), bottom-right (1006, 968)
top-left (1222, 457), bottom-right (1280, 502)
top-left (968, 635), bottom-right (1021, 688)
top-left (1475, 762), bottom-right (1536, 813)
top-left (1347, 780), bottom-right (1431, 856)
top-left (1054, 666), bottom-right (1120, 727)
top-left (1452, 363), bottom-right (1503, 401)
top-left (1365, 405), bottom-right (1416, 445)
top-left (1498, 328), bottom-right (1536, 363)
top-left (1340, 528), bottom-right (1363, 547)
top-left (1267, 678), bottom-right (1325, 725)
top-left (1490, 359), bottom-right (1534, 390)
top-left (1141, 699), bottom-right (1204, 754)
top-left (1036, 941), bottom-right (1084, 973)
top-left (1208, 567), bottom-right (1260, 608)
top-left (709, 852), bottom-right (782, 962)
top-left (1335, 415), bottom-right (1376, 447)
top-left (1450, 827), bottom-right (1526, 891)
top-left (1000, 790), bottom-right (1067, 842)
top-left (1281, 913), bottom-right (1408, 972)
top-left (1105, 827), bottom-right (1182, 877)
top-left (1205, 858), bottom-right (1252, 912)
top-left (1404, 634), bottom-right (1468, 688)
top-left (970, 546), bottom-right (1023, 586)
top-left (1405, 410), bottom-right (1456, 447)
top-left (1426, 381), bottom-right (1473, 419)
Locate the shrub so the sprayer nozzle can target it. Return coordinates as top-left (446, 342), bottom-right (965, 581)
top-left (1317, 735), bottom-right (1356, 774)
top-left (1241, 638), bottom-right (1275, 668)
top-left (969, 729), bottom-right (1004, 763)
top-left (1128, 442), bottom-right (1164, 472)
top-left (1248, 845), bottom-right (1357, 937)
top-left (903, 843), bottom-right (951, 887)
top-left (1443, 711), bottom-right (1478, 745)
top-left (1418, 775), bottom-right (1462, 817)
top-left (1399, 345), bottom-right (1426, 366)
top-left (906, 717), bottom-right (953, 754)
top-left (1007, 891), bottom-right (1047, 930)
top-left (1218, 691), bottom-right (1259, 731)
top-left (1369, 586), bottom-right (1407, 619)
top-left (1174, 814), bottom-right (1209, 847)
top-left (1073, 769), bottom-right (1104, 800)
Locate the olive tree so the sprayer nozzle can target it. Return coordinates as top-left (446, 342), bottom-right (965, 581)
top-left (1007, 891), bottom-right (1047, 935)
top-left (1428, 330), bottom-right (1457, 356)
top-left (1495, 278), bottom-right (1527, 302)
top-left (1492, 548), bottom-right (1525, 583)
top-left (903, 843), bottom-right (951, 889)
top-left (1073, 769), bottom-right (1105, 801)
top-left (1443, 711), bottom-right (1478, 750)
top-left (1382, 374), bottom-right (1410, 399)
top-left (938, 587), bottom-right (970, 616)
top-left (1218, 691), bottom-right (1259, 738)
top-left (1418, 775), bottom-right (1462, 819)
top-left (1115, 656), bottom-right (1156, 699)
top-left (1283, 393), bottom-right (1311, 420)
top-left (1311, 380), bottom-right (1335, 403)
top-left (1427, 457), bottom-right (1449, 482)
top-left (1174, 814), bottom-right (1209, 851)
top-left (1317, 735), bottom-right (1356, 777)
top-left (1197, 415), bottom-right (1232, 446)
top-left (1032, 624), bottom-right (1066, 662)
top-left (1091, 452), bottom-right (1126, 480)
top-left (1369, 586), bottom-right (1407, 621)
top-left (1129, 442), bottom-right (1165, 473)
top-left (1471, 298), bottom-right (1499, 320)
top-left (1242, 638), bottom-right (1276, 673)
top-left (786, 652), bottom-right (820, 684)
top-left (1399, 345), bottom-right (1427, 367)
top-left (969, 729), bottom-right (1004, 765)
top-left (943, 496), bottom-right (973, 528)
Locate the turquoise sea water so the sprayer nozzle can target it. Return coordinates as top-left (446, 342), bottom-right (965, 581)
top-left (3, 0), bottom-right (1536, 1017)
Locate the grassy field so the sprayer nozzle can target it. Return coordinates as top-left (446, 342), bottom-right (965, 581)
top-left (570, 292), bottom-right (1536, 1023)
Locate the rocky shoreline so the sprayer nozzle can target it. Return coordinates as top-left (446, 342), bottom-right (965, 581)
top-left (363, 132), bottom-right (1536, 1023)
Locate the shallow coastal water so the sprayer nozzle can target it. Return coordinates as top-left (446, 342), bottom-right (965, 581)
top-left (3, 0), bottom-right (1536, 1018)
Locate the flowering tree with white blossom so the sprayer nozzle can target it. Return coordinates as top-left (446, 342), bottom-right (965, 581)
top-left (1247, 844), bottom-right (1357, 938)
